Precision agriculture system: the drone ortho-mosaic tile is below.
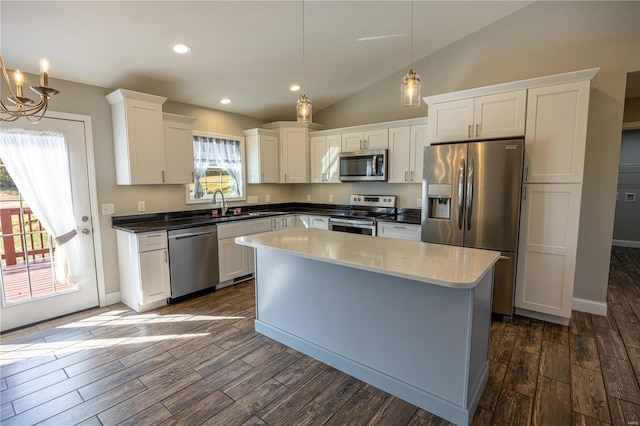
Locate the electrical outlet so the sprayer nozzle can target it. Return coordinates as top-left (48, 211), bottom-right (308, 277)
top-left (306, 194), bottom-right (311, 202)
top-left (137, 200), bottom-right (146, 212)
top-left (266, 195), bottom-right (271, 203)
top-left (329, 194), bottom-right (334, 203)
top-left (101, 203), bottom-right (115, 215)
top-left (417, 197), bottom-right (422, 207)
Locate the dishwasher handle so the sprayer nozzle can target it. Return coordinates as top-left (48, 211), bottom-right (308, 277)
top-left (168, 230), bottom-right (216, 240)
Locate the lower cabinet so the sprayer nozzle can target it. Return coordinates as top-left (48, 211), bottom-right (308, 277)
top-left (376, 222), bottom-right (421, 241)
top-left (217, 218), bottom-right (272, 284)
top-left (272, 215), bottom-right (295, 230)
top-left (296, 214), bottom-right (329, 230)
top-left (116, 230), bottom-right (171, 312)
top-left (514, 183), bottom-right (582, 322)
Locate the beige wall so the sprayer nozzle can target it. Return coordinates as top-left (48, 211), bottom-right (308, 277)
top-left (315, 1), bottom-right (640, 304)
top-left (37, 77), bottom-right (293, 296)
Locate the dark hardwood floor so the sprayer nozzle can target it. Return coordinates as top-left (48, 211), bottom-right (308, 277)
top-left (1, 246), bottom-right (639, 425)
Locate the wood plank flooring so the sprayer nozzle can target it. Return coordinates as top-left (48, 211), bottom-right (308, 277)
top-left (1, 246), bottom-right (639, 425)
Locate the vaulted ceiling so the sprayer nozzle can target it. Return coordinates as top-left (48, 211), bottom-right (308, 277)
top-left (1, 1), bottom-right (532, 121)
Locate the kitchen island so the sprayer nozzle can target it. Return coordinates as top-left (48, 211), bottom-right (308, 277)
top-left (235, 228), bottom-right (499, 426)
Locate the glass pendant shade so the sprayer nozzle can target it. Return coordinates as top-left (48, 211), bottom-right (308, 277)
top-left (296, 94), bottom-right (312, 123)
top-left (401, 70), bottom-right (421, 108)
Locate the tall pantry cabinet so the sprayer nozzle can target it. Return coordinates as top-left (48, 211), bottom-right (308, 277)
top-left (514, 79), bottom-right (592, 322)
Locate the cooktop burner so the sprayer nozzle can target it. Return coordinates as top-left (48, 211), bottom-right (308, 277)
top-left (329, 194), bottom-right (397, 221)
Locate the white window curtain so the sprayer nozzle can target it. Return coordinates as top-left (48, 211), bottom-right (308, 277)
top-left (0, 128), bottom-right (85, 284)
top-left (192, 136), bottom-right (243, 199)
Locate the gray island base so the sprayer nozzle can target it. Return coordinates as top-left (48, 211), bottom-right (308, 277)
top-left (235, 229), bottom-right (499, 426)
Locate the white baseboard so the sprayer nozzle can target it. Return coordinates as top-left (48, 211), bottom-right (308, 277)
top-left (514, 308), bottom-right (570, 326)
top-left (612, 239), bottom-right (640, 248)
top-left (572, 297), bottom-right (608, 316)
top-left (105, 291), bottom-right (121, 306)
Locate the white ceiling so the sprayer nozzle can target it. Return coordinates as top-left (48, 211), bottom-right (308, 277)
top-left (0, 1), bottom-right (532, 121)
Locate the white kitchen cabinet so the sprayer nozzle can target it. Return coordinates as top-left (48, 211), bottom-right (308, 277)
top-left (106, 89), bottom-right (169, 185)
top-left (388, 124), bottom-right (428, 183)
top-left (244, 128), bottom-right (280, 184)
top-left (271, 215), bottom-right (296, 230)
top-left (162, 113), bottom-right (196, 184)
top-left (376, 222), bottom-right (421, 241)
top-left (310, 134), bottom-right (341, 183)
top-left (279, 126), bottom-right (308, 183)
top-left (523, 81), bottom-right (590, 183)
top-left (296, 214), bottom-right (329, 230)
top-left (116, 230), bottom-right (171, 312)
top-left (217, 218), bottom-right (272, 283)
top-left (427, 90), bottom-right (526, 143)
top-left (342, 129), bottom-right (388, 151)
top-left (514, 184), bottom-right (582, 322)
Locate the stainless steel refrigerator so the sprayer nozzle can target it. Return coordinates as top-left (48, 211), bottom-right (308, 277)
top-left (421, 139), bottom-right (524, 317)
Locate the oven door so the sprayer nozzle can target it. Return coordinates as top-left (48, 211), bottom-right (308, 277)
top-left (329, 218), bottom-right (376, 236)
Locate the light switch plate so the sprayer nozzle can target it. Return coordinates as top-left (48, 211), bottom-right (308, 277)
top-left (329, 194), bottom-right (334, 203)
top-left (266, 195), bottom-right (271, 203)
top-left (101, 203), bottom-right (115, 215)
top-left (306, 194), bottom-right (311, 202)
top-left (247, 195), bottom-right (258, 204)
top-left (417, 198), bottom-right (422, 207)
top-left (137, 201), bottom-right (146, 212)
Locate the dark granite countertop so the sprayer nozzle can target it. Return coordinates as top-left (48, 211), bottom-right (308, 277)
top-left (112, 203), bottom-right (423, 233)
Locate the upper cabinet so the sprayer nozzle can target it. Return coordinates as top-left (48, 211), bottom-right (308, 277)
top-left (244, 128), bottom-right (279, 184)
top-left (310, 134), bottom-right (341, 183)
top-left (277, 125), bottom-right (308, 183)
top-left (427, 90), bottom-right (527, 143)
top-left (523, 81), bottom-right (590, 184)
top-left (342, 129), bottom-right (389, 151)
top-left (162, 113), bottom-right (196, 184)
top-left (106, 89), bottom-right (196, 185)
top-left (388, 124), bottom-right (428, 183)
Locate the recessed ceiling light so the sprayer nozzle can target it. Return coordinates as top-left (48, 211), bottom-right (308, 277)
top-left (290, 84), bottom-right (301, 92)
top-left (220, 98), bottom-right (231, 104)
top-left (172, 43), bottom-right (191, 54)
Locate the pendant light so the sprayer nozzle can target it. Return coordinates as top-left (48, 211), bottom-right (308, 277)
top-left (401, 0), bottom-right (421, 108)
top-left (296, 0), bottom-right (312, 123)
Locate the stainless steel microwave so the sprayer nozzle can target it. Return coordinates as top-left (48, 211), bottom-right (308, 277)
top-left (339, 149), bottom-right (387, 182)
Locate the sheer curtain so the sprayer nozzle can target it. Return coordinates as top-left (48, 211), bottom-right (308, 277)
top-left (192, 136), bottom-right (243, 199)
top-left (0, 128), bottom-right (85, 284)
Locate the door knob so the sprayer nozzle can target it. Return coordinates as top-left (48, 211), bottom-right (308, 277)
top-left (82, 229), bottom-right (91, 235)
top-left (82, 216), bottom-right (89, 222)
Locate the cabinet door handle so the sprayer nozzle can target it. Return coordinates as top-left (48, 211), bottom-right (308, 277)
top-left (468, 124), bottom-right (472, 138)
top-left (191, 172), bottom-right (195, 182)
top-left (162, 170), bottom-right (165, 183)
top-left (284, 173), bottom-right (287, 182)
top-left (524, 166), bottom-right (529, 181)
top-left (164, 250), bottom-right (168, 263)
top-left (404, 171), bottom-right (408, 182)
top-left (475, 123), bottom-right (480, 137)
top-left (410, 171), bottom-right (414, 181)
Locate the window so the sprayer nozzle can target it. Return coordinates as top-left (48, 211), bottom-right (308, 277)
top-left (186, 132), bottom-right (245, 204)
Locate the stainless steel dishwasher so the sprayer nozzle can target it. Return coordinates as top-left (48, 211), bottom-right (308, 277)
top-left (167, 225), bottom-right (219, 299)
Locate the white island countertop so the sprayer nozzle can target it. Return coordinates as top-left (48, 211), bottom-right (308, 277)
top-left (236, 228), bottom-right (499, 289)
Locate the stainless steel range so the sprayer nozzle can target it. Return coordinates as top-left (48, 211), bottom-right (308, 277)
top-left (329, 194), bottom-right (396, 236)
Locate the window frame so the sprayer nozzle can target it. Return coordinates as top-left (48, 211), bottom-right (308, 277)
top-left (184, 131), bottom-right (247, 205)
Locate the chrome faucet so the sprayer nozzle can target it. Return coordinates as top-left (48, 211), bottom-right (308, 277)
top-left (212, 189), bottom-right (228, 214)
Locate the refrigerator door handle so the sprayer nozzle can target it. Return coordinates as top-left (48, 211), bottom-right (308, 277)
top-left (458, 160), bottom-right (465, 230)
top-left (466, 158), bottom-right (474, 231)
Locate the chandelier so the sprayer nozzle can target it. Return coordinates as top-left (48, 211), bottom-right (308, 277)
top-left (1, 54), bottom-right (59, 123)
top-left (401, 0), bottom-right (421, 108)
top-left (296, 0), bottom-right (312, 123)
